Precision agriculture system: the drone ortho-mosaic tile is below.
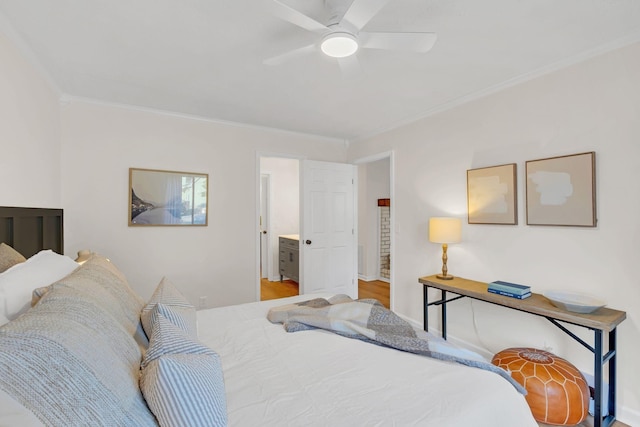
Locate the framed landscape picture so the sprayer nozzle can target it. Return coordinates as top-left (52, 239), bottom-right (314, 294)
top-left (525, 152), bottom-right (596, 227)
top-left (467, 163), bottom-right (517, 225)
top-left (129, 168), bottom-right (208, 226)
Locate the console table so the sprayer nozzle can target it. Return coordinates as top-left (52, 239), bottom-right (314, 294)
top-left (419, 275), bottom-right (626, 427)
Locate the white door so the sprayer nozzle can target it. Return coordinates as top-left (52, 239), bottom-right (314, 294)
top-left (300, 160), bottom-right (357, 298)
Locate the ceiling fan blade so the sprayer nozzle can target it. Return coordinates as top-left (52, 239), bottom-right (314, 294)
top-left (263, 44), bottom-right (317, 66)
top-left (270, 0), bottom-right (328, 34)
top-left (359, 32), bottom-right (437, 52)
top-left (337, 55), bottom-right (362, 79)
top-left (341, 0), bottom-right (390, 31)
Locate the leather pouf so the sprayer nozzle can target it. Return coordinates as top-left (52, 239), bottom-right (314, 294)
top-left (492, 347), bottom-right (589, 426)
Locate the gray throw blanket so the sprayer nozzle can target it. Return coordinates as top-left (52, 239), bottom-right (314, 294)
top-left (268, 295), bottom-right (526, 394)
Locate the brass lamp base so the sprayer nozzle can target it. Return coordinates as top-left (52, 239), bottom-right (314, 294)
top-left (437, 243), bottom-right (454, 280)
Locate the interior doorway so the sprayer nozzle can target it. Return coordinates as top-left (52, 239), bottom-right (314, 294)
top-left (258, 156), bottom-right (301, 301)
top-left (256, 154), bottom-right (384, 304)
top-left (354, 152), bottom-right (394, 310)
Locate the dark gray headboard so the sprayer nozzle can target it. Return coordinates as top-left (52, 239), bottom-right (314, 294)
top-left (0, 207), bottom-right (64, 257)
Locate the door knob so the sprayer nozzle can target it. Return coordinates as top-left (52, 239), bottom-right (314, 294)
top-left (262, 230), bottom-right (267, 234)
top-left (305, 240), bottom-right (312, 245)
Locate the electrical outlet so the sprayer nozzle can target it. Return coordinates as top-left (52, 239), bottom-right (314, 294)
top-left (198, 296), bottom-right (207, 309)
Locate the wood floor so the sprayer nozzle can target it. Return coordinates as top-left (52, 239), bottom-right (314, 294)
top-left (260, 278), bottom-right (390, 308)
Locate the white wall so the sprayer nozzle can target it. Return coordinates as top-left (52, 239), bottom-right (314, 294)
top-left (347, 42), bottom-right (640, 424)
top-left (4, 20), bottom-right (639, 423)
top-left (60, 100), bottom-right (345, 308)
top-left (357, 158), bottom-right (390, 280)
top-left (260, 157), bottom-right (299, 282)
top-left (0, 32), bottom-right (61, 207)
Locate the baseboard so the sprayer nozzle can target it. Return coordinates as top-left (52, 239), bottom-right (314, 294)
top-left (358, 274), bottom-right (378, 282)
top-left (377, 277), bottom-right (390, 283)
top-left (618, 405), bottom-right (640, 426)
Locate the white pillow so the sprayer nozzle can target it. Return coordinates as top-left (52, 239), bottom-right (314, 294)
top-left (0, 250), bottom-right (79, 321)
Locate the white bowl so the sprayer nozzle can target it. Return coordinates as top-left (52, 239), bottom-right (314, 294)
top-left (543, 291), bottom-right (606, 314)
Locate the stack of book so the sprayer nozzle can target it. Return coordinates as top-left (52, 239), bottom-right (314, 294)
top-left (487, 280), bottom-right (531, 299)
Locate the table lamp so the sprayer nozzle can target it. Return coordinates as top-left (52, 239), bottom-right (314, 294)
top-left (429, 217), bottom-right (462, 280)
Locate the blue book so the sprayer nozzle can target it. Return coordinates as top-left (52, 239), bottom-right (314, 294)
top-left (488, 280), bottom-right (531, 295)
top-left (488, 288), bottom-right (532, 299)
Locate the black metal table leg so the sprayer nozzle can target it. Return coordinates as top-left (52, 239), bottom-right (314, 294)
top-left (423, 285), bottom-right (429, 332)
top-left (441, 289), bottom-right (447, 340)
top-left (607, 329), bottom-right (617, 427)
top-left (594, 330), bottom-right (603, 427)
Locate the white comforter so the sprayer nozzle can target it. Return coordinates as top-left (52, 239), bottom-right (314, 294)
top-left (197, 294), bottom-right (538, 427)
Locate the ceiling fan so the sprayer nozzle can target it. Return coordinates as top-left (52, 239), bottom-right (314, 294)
top-left (264, 0), bottom-right (437, 71)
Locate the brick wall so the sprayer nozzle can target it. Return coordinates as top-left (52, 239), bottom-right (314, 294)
top-left (379, 206), bottom-right (390, 280)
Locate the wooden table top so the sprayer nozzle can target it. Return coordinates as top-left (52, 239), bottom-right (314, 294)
top-left (419, 275), bottom-right (626, 332)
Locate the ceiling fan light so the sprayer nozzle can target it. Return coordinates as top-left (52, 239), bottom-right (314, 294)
top-left (321, 32), bottom-right (358, 58)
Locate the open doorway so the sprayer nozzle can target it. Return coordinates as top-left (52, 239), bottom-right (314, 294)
top-left (259, 156), bottom-right (300, 301)
top-left (354, 152), bottom-right (393, 310)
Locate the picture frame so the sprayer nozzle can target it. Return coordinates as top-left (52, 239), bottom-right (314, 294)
top-left (525, 152), bottom-right (596, 227)
top-left (467, 163), bottom-right (517, 225)
top-left (129, 168), bottom-right (208, 226)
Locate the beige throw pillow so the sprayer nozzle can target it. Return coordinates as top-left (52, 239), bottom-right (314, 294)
top-left (0, 243), bottom-right (26, 274)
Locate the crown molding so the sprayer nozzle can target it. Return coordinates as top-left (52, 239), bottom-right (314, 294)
top-left (351, 33), bottom-right (640, 145)
top-left (60, 95), bottom-right (347, 145)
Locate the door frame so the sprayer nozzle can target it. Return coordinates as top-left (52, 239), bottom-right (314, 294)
top-left (259, 173), bottom-right (271, 280)
top-left (352, 150), bottom-right (395, 311)
top-left (255, 152), bottom-right (305, 301)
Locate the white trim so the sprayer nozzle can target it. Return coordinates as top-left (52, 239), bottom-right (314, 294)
top-left (376, 205), bottom-right (381, 280)
top-left (358, 274), bottom-right (378, 282)
top-left (351, 32), bottom-right (640, 144)
top-left (618, 406), bottom-right (640, 427)
top-left (259, 173), bottom-right (272, 281)
top-left (61, 95), bottom-right (346, 145)
top-left (352, 150), bottom-right (394, 165)
top-left (256, 152), bottom-right (306, 299)
top-left (351, 150), bottom-right (395, 311)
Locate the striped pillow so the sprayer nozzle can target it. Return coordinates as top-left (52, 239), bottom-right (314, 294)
top-left (145, 302), bottom-right (197, 339)
top-left (141, 316), bottom-right (227, 426)
top-left (141, 304), bottom-right (200, 368)
top-left (141, 277), bottom-right (196, 338)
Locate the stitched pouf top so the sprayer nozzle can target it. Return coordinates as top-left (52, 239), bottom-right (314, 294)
top-left (492, 347), bottom-right (589, 426)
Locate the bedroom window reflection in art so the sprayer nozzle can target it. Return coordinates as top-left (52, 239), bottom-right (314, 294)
top-left (129, 168), bottom-right (208, 226)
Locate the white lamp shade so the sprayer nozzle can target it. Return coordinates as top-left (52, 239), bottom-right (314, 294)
top-left (429, 217), bottom-right (462, 244)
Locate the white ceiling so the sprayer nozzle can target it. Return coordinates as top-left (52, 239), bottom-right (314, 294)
top-left (1, 0), bottom-right (639, 142)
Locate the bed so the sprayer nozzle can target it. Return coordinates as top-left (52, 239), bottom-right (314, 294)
top-left (0, 206), bottom-right (538, 426)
